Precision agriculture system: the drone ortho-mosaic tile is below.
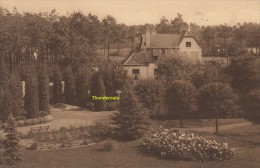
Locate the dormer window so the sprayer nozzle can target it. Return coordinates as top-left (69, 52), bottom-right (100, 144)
top-left (186, 42), bottom-right (191, 47)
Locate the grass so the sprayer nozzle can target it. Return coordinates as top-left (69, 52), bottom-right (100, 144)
top-left (0, 124), bottom-right (258, 168)
top-left (152, 118), bottom-right (247, 128)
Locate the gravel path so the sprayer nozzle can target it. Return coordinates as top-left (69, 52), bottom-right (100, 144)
top-left (0, 105), bottom-right (116, 136)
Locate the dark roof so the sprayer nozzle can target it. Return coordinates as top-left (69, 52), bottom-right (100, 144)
top-left (123, 52), bottom-right (147, 65)
top-left (148, 34), bottom-right (180, 48)
top-left (123, 51), bottom-right (157, 65)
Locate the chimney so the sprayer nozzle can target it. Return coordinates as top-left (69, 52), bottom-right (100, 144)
top-left (179, 24), bottom-right (189, 35)
top-left (145, 26), bottom-right (151, 48)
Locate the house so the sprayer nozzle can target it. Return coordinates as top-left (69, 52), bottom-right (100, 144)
top-left (123, 27), bottom-right (202, 79)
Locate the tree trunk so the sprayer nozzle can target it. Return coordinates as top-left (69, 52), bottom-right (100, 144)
top-left (215, 111), bottom-right (219, 134)
top-left (117, 42), bottom-right (120, 56)
top-left (107, 42), bottom-right (110, 61)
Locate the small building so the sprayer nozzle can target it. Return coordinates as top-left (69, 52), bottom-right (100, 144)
top-left (123, 28), bottom-right (202, 79)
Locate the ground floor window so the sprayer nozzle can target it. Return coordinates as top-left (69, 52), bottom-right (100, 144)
top-left (132, 69), bottom-right (140, 80)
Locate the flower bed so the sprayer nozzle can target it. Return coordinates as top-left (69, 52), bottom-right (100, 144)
top-left (141, 127), bottom-right (235, 161)
top-left (16, 115), bottom-right (53, 127)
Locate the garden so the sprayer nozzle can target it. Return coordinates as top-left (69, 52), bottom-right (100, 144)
top-left (0, 8), bottom-right (259, 167)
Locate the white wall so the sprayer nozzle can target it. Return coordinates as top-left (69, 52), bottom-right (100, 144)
top-left (124, 63), bottom-right (157, 79)
top-left (179, 37), bottom-right (202, 62)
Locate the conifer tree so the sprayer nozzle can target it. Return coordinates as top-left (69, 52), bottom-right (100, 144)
top-left (64, 65), bottom-right (75, 104)
top-left (75, 66), bottom-right (91, 107)
top-left (90, 72), bottom-right (107, 111)
top-left (111, 90), bottom-right (151, 140)
top-left (38, 63), bottom-right (50, 113)
top-left (24, 65), bottom-right (39, 118)
top-left (53, 65), bottom-right (63, 104)
top-left (3, 113), bottom-right (21, 165)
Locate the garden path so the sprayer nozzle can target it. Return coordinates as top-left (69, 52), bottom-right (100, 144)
top-left (0, 105), bottom-right (116, 136)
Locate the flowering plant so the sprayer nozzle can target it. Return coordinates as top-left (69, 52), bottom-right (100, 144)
top-left (141, 126), bottom-right (235, 161)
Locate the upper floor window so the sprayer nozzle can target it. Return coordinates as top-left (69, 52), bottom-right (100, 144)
top-left (186, 42), bottom-right (191, 47)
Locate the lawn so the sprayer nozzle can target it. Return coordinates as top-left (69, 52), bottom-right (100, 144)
top-left (152, 118), bottom-right (247, 128)
top-left (2, 124), bottom-right (260, 168)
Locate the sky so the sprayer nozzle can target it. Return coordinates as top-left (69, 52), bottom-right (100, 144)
top-left (1, 0), bottom-right (260, 26)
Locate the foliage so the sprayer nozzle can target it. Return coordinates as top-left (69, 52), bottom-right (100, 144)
top-left (111, 90), bottom-right (151, 140)
top-left (134, 79), bottom-right (164, 118)
top-left (226, 56), bottom-right (260, 95)
top-left (102, 140), bottom-right (116, 152)
top-left (75, 65), bottom-right (92, 107)
top-left (191, 61), bottom-right (232, 89)
top-left (199, 82), bottom-right (239, 133)
top-left (86, 102), bottom-right (94, 111)
top-left (24, 64), bottom-right (39, 119)
top-left (0, 63), bottom-right (23, 122)
top-left (100, 61), bottom-right (129, 96)
top-left (3, 113), bottom-right (21, 165)
top-left (106, 101), bottom-right (118, 111)
top-left (141, 127), bottom-right (235, 161)
top-left (244, 89), bottom-right (260, 124)
top-left (156, 55), bottom-right (194, 83)
top-left (63, 65), bottom-right (75, 104)
top-left (90, 72), bottom-right (107, 111)
top-left (38, 63), bottom-right (50, 113)
top-left (164, 80), bottom-right (198, 125)
top-left (52, 65), bottom-right (63, 104)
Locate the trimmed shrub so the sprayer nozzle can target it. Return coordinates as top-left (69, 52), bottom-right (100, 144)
top-left (90, 72), bottom-right (107, 111)
top-left (38, 63), bottom-right (50, 113)
top-left (75, 66), bottom-right (92, 108)
top-left (24, 65), bottom-right (39, 119)
top-left (63, 65), bottom-right (75, 104)
top-left (53, 65), bottom-right (63, 104)
top-left (141, 127), bottom-right (235, 161)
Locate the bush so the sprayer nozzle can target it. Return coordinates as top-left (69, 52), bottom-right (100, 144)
top-left (106, 101), bottom-right (118, 111)
top-left (134, 79), bottom-right (163, 118)
top-left (63, 65), bottom-right (75, 104)
top-left (244, 89), bottom-right (260, 124)
top-left (102, 140), bottom-right (115, 151)
top-left (27, 142), bottom-right (38, 150)
top-left (86, 102), bottom-right (94, 111)
top-left (86, 122), bottom-right (112, 141)
top-left (141, 127), bottom-right (235, 161)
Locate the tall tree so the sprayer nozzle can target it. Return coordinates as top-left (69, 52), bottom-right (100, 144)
top-left (90, 72), bottom-right (106, 111)
top-left (111, 90), bottom-right (150, 140)
top-left (38, 63), bottom-right (50, 113)
top-left (164, 80), bottom-right (198, 126)
top-left (102, 15), bottom-right (117, 60)
top-left (52, 65), bottom-right (63, 103)
top-left (75, 65), bottom-right (92, 107)
top-left (199, 82), bottom-right (239, 133)
top-left (24, 65), bottom-right (39, 118)
top-left (63, 65), bottom-right (75, 104)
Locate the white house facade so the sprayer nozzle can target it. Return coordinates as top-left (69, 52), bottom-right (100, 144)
top-left (123, 28), bottom-right (202, 80)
